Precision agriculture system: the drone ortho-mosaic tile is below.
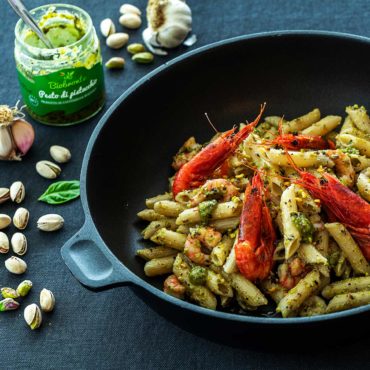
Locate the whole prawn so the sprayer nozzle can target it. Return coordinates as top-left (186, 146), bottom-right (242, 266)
top-left (263, 118), bottom-right (335, 150)
top-left (287, 153), bottom-right (370, 259)
top-left (235, 172), bottom-right (276, 281)
top-left (172, 104), bottom-right (266, 196)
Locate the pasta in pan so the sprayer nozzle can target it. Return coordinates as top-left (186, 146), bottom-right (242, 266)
top-left (136, 104), bottom-right (370, 317)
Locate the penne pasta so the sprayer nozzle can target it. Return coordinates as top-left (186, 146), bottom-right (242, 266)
top-left (337, 134), bottom-right (370, 157)
top-left (144, 256), bottom-right (175, 277)
top-left (137, 209), bottom-right (166, 221)
top-left (153, 200), bottom-right (185, 217)
top-left (283, 108), bottom-right (321, 133)
top-left (301, 115), bottom-right (341, 136)
top-left (325, 223), bottom-right (370, 275)
top-left (211, 235), bottom-right (234, 266)
top-left (209, 217), bottom-right (240, 232)
top-left (136, 246), bottom-right (178, 261)
top-left (326, 291), bottom-right (370, 313)
top-left (322, 276), bottom-right (370, 299)
top-left (298, 243), bottom-right (328, 265)
top-left (206, 270), bottom-right (233, 297)
top-left (141, 219), bottom-right (177, 239)
top-left (145, 192), bottom-right (172, 209)
top-left (345, 105), bottom-right (370, 134)
top-left (299, 296), bottom-right (327, 317)
top-left (277, 269), bottom-right (321, 318)
top-left (151, 228), bottom-right (187, 251)
top-left (280, 185), bottom-right (301, 259)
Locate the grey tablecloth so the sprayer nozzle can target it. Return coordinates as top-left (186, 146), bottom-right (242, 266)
top-left (1, 0), bottom-right (370, 369)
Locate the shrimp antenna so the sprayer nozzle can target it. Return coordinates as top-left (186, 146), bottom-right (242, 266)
top-left (278, 115), bottom-right (285, 136)
top-left (204, 113), bottom-right (219, 134)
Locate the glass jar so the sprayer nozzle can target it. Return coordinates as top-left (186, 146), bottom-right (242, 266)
top-left (14, 4), bottom-right (105, 126)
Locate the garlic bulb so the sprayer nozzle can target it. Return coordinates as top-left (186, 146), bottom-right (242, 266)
top-left (143, 0), bottom-right (192, 55)
top-left (0, 104), bottom-right (35, 161)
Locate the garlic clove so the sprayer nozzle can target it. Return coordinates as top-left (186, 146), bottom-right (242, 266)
top-left (120, 4), bottom-right (142, 16)
top-left (145, 0), bottom-right (192, 49)
top-left (142, 28), bottom-right (168, 56)
top-left (11, 119), bottom-right (35, 156)
top-left (0, 126), bottom-right (17, 160)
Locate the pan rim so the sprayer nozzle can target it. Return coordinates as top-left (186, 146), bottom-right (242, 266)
top-left (80, 30), bottom-right (370, 325)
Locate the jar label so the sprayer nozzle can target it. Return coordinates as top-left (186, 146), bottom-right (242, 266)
top-left (16, 63), bottom-right (104, 117)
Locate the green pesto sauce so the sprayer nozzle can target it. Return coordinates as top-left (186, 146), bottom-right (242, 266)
top-left (198, 200), bottom-right (217, 222)
top-left (189, 266), bottom-right (208, 285)
top-left (291, 212), bottom-right (314, 243)
top-left (23, 13), bottom-right (85, 48)
top-left (342, 146), bottom-right (360, 155)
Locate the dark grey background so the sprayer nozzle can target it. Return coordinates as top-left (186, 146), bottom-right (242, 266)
top-left (0, 0), bottom-right (369, 369)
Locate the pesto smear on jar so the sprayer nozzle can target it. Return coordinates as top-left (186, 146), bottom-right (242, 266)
top-left (15, 5), bottom-right (105, 126)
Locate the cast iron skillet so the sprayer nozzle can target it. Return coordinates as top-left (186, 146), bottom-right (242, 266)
top-left (61, 31), bottom-right (370, 337)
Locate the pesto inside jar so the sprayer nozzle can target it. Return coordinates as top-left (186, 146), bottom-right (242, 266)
top-left (14, 4), bottom-right (105, 126)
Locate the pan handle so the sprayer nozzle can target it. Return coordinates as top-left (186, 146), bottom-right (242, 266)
top-left (61, 221), bottom-right (135, 290)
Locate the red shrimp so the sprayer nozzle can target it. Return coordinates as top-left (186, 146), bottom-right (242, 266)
top-left (264, 118), bottom-right (334, 150)
top-left (286, 153), bottom-right (370, 259)
top-left (235, 172), bottom-right (276, 281)
top-left (172, 104), bottom-right (266, 196)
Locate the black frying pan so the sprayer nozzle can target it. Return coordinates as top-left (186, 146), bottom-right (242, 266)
top-left (61, 31), bottom-right (370, 338)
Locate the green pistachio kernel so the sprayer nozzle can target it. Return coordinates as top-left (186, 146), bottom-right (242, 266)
top-left (132, 52), bottom-right (154, 64)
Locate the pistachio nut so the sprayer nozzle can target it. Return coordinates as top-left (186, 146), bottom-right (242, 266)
top-left (105, 57), bottom-right (125, 70)
top-left (5, 256), bottom-right (27, 274)
top-left (1, 287), bottom-right (19, 299)
top-left (100, 18), bottom-right (116, 37)
top-left (11, 232), bottom-right (27, 256)
top-left (127, 43), bottom-right (145, 54)
top-left (37, 214), bottom-right (64, 232)
top-left (24, 304), bottom-right (42, 330)
top-left (132, 52), bottom-right (154, 64)
top-left (0, 188), bottom-right (10, 204)
top-left (16, 280), bottom-right (33, 297)
top-left (0, 214), bottom-right (11, 230)
top-left (13, 207), bottom-right (29, 230)
top-left (50, 145), bottom-right (71, 164)
top-left (106, 33), bottom-right (129, 49)
top-left (119, 13), bottom-right (142, 29)
top-left (10, 181), bottom-right (25, 203)
top-left (119, 3), bottom-right (142, 16)
top-left (0, 298), bottom-right (20, 312)
top-left (40, 289), bottom-right (55, 312)
top-left (0, 232), bottom-right (9, 254)
top-left (36, 160), bottom-right (61, 179)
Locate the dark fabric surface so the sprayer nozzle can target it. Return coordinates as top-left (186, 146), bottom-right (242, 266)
top-left (1, 0), bottom-right (370, 369)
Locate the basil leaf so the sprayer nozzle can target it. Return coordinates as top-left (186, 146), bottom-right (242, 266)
top-left (38, 180), bottom-right (80, 205)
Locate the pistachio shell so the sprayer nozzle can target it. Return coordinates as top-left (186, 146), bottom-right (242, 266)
top-left (100, 18), bottom-right (116, 37)
top-left (0, 188), bottom-right (10, 204)
top-left (0, 232), bottom-right (9, 253)
top-left (120, 3), bottom-right (142, 16)
top-left (40, 289), bottom-right (55, 312)
top-left (13, 207), bottom-right (29, 230)
top-left (106, 33), bottom-right (129, 49)
top-left (36, 160), bottom-right (61, 179)
top-left (16, 280), bottom-right (32, 297)
top-left (1, 287), bottom-right (19, 299)
top-left (10, 181), bottom-right (25, 203)
top-left (11, 232), bottom-right (27, 256)
top-left (132, 52), bottom-right (154, 64)
top-left (37, 214), bottom-right (64, 232)
top-left (0, 298), bottom-right (20, 312)
top-left (0, 214), bottom-right (11, 230)
top-left (127, 43), bottom-right (146, 54)
top-left (105, 57), bottom-right (125, 69)
top-left (5, 256), bottom-right (27, 274)
top-left (24, 304), bottom-right (42, 330)
top-left (50, 145), bottom-right (71, 164)
top-left (119, 13), bottom-right (142, 29)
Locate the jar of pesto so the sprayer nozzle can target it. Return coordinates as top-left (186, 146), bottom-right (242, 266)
top-left (14, 4), bottom-right (105, 126)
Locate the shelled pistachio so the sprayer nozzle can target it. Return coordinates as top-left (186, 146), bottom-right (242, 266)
top-left (1, 287), bottom-right (19, 299)
top-left (106, 33), bottom-right (129, 49)
top-left (17, 280), bottom-right (32, 297)
top-left (100, 18), bottom-right (116, 37)
top-left (0, 298), bottom-right (20, 312)
top-left (127, 43), bottom-right (145, 54)
top-left (105, 57), bottom-right (125, 69)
